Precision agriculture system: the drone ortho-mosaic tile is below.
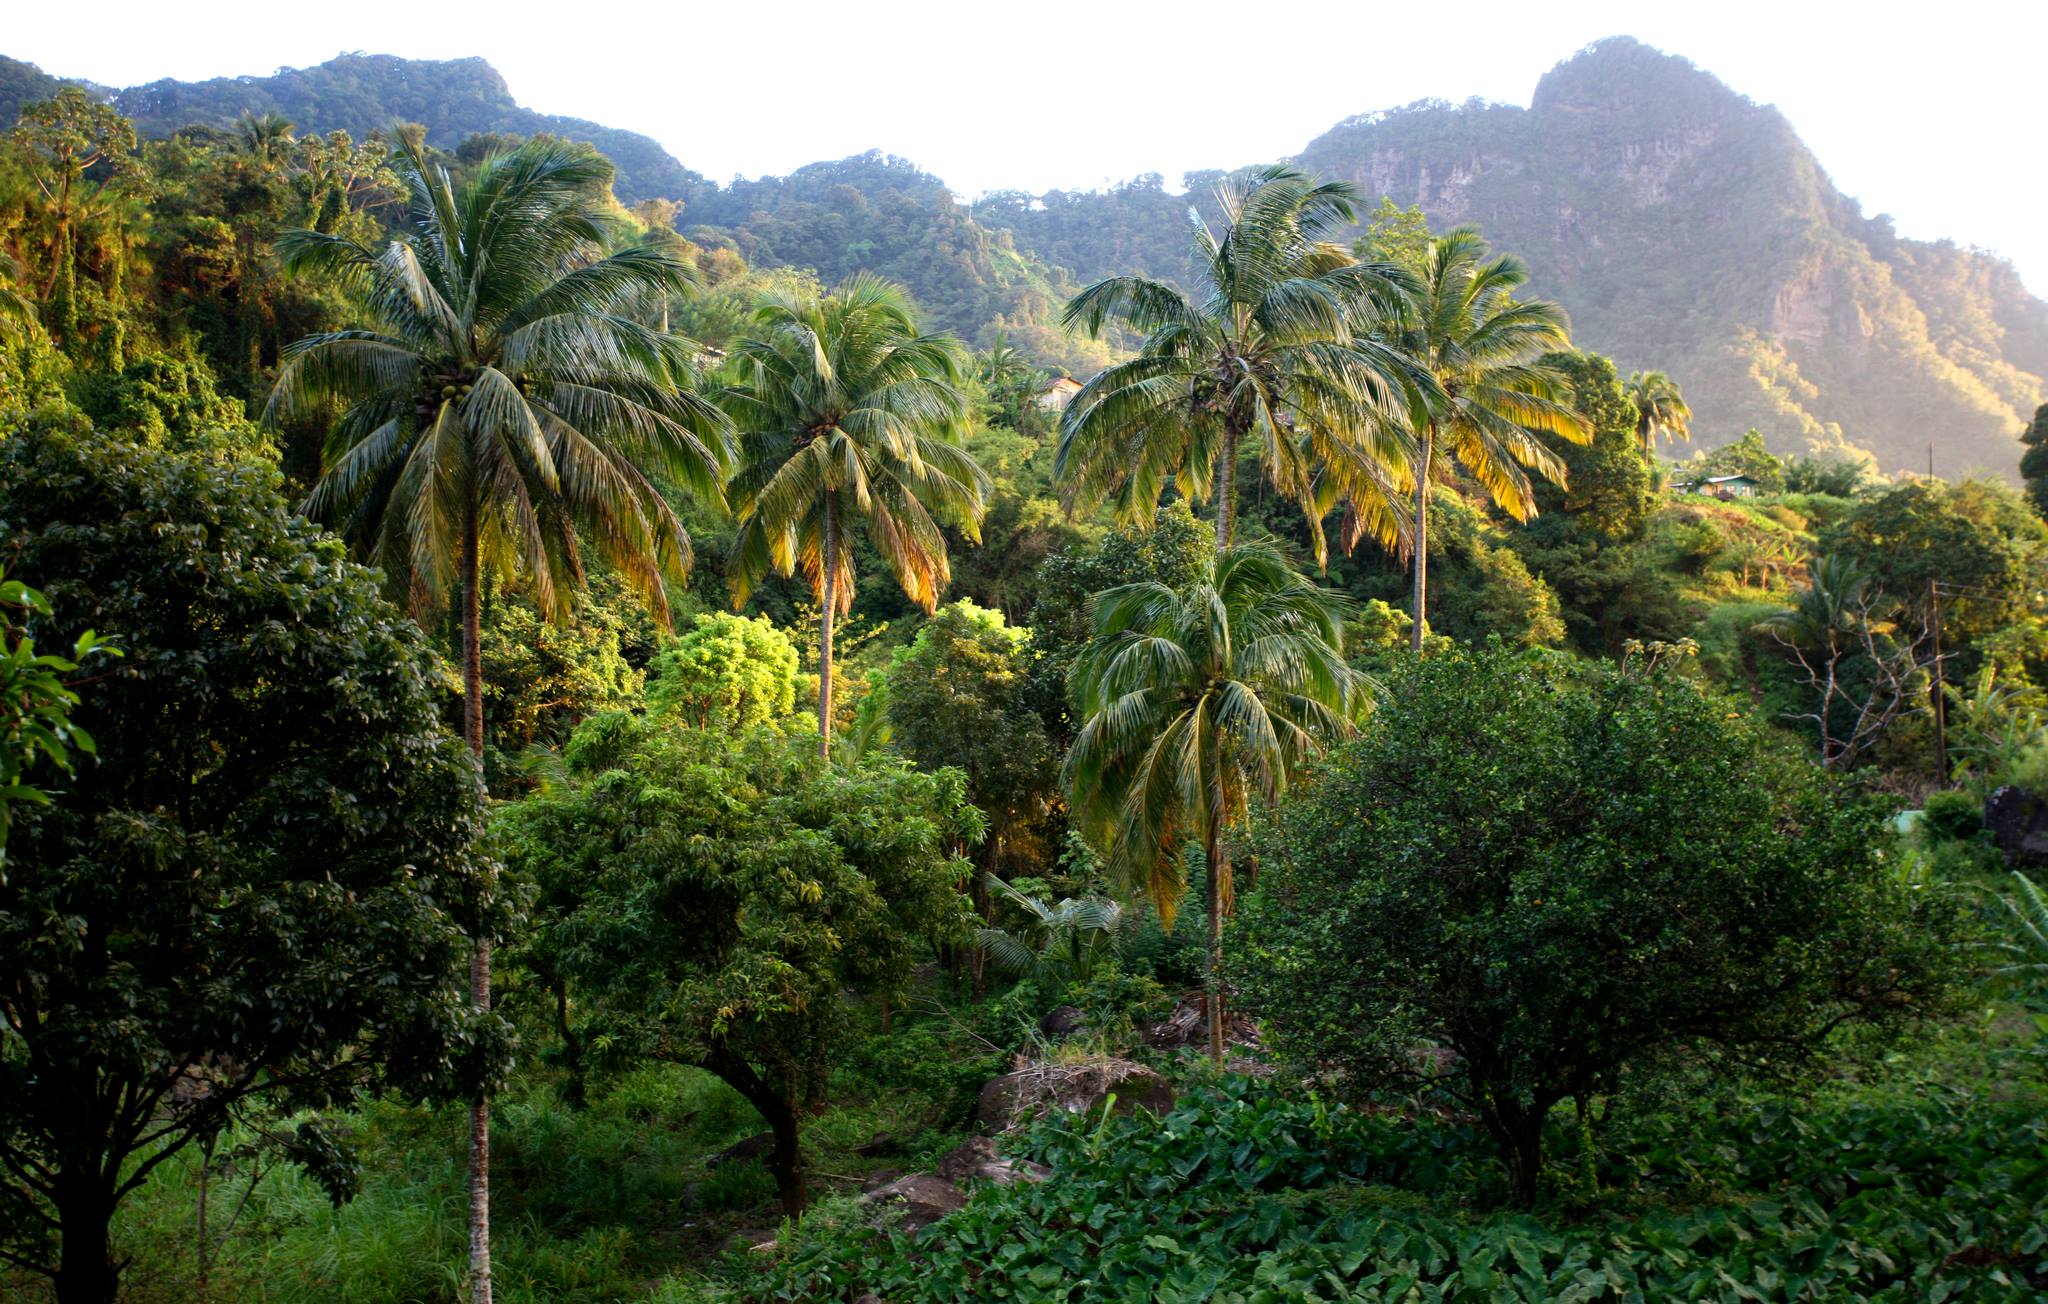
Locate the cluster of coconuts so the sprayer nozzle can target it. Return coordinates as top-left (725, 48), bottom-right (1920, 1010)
top-left (415, 373), bottom-right (478, 418)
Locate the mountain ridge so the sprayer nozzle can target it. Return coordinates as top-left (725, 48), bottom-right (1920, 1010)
top-left (3, 39), bottom-right (2040, 475)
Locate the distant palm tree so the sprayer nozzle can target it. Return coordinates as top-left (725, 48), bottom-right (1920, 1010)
top-left (237, 111), bottom-right (297, 163)
top-left (977, 330), bottom-right (1044, 428)
top-left (976, 875), bottom-right (1124, 985)
top-left (266, 135), bottom-right (730, 1304)
top-left (1058, 165), bottom-right (1426, 562)
top-left (1625, 369), bottom-right (1693, 455)
top-left (1396, 226), bottom-right (1589, 651)
top-left (1066, 542), bottom-right (1361, 1065)
top-left (722, 274), bottom-right (990, 756)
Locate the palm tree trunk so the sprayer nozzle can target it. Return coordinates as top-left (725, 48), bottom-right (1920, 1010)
top-left (1410, 427), bottom-right (1433, 655)
top-left (460, 500), bottom-right (493, 1304)
top-left (817, 494), bottom-right (837, 760)
top-left (1215, 422), bottom-right (1240, 554)
top-left (1205, 820), bottom-right (1227, 1070)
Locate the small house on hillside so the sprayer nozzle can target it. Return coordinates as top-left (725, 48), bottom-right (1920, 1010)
top-left (1036, 376), bottom-right (1085, 411)
top-left (1673, 474), bottom-right (1760, 499)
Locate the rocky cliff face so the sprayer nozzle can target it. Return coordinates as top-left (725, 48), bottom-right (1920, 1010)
top-left (1294, 37), bottom-right (2047, 475)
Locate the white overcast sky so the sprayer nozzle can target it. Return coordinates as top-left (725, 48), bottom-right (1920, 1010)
top-left (11, 1), bottom-right (2046, 292)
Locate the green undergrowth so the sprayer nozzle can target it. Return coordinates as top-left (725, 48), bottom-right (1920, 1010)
top-left (742, 1021), bottom-right (2048, 1303)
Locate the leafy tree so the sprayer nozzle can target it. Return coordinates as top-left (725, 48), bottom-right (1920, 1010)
top-left (1352, 197), bottom-right (1433, 274)
top-left (887, 600), bottom-right (1057, 991)
top-left (0, 422), bottom-right (505, 1303)
top-left (6, 89), bottom-right (139, 363)
top-left (1066, 542), bottom-right (1361, 1065)
top-left (887, 600), bottom-right (1055, 869)
top-left (1535, 351), bottom-right (1653, 541)
top-left (0, 567), bottom-right (115, 856)
top-left (721, 274), bottom-right (989, 756)
top-left (478, 568), bottom-right (658, 764)
top-left (1506, 513), bottom-right (1696, 656)
top-left (1236, 648), bottom-right (1956, 1206)
top-left (1689, 429), bottom-right (1786, 491)
top-left (1819, 479), bottom-right (2048, 677)
top-left (2023, 403), bottom-right (2048, 520)
top-left (68, 350), bottom-right (267, 457)
top-left (1395, 226), bottom-right (1588, 651)
top-left (1408, 496), bottom-right (1565, 648)
top-left (1057, 165), bottom-right (1423, 561)
top-left (497, 718), bottom-right (978, 1214)
top-left (645, 611), bottom-right (800, 731)
top-left (1623, 368), bottom-right (1692, 454)
top-left (267, 133), bottom-right (727, 1304)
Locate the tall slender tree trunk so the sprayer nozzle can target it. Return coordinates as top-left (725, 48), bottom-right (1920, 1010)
top-left (460, 500), bottom-right (493, 1304)
top-left (1215, 422), bottom-right (1241, 554)
top-left (1205, 820), bottom-right (1227, 1070)
top-left (817, 495), bottom-right (837, 760)
top-left (1410, 428), bottom-right (1434, 654)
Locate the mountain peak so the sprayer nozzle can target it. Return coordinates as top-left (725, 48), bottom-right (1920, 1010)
top-left (1530, 36), bottom-right (1753, 124)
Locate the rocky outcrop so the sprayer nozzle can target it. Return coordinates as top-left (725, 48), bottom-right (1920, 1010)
top-left (935, 1136), bottom-right (1051, 1187)
top-left (1037, 1004), bottom-right (1087, 1039)
top-left (975, 1058), bottom-right (1176, 1133)
top-left (859, 1173), bottom-right (966, 1230)
top-left (1985, 786), bottom-right (2048, 868)
top-left (857, 1136), bottom-right (1050, 1235)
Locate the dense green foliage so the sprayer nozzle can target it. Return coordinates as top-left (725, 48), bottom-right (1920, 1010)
top-left (2, 54), bottom-right (2044, 1304)
top-left (763, 1061), bottom-right (2047, 1302)
top-left (1235, 649), bottom-right (1957, 1204)
top-left (497, 717), bottom-right (979, 1213)
top-left (0, 423), bottom-right (506, 1300)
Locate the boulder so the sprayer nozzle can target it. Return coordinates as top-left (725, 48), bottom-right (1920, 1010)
top-left (1986, 786), bottom-right (2048, 868)
top-left (934, 1135), bottom-right (1051, 1186)
top-left (860, 1168), bottom-right (904, 1193)
top-left (975, 1057), bottom-right (1176, 1133)
top-left (860, 1172), bottom-right (965, 1230)
top-left (1037, 1004), bottom-right (1087, 1038)
top-left (856, 1132), bottom-right (900, 1158)
top-left (707, 1132), bottom-right (773, 1169)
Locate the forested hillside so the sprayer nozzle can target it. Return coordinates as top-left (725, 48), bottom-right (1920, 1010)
top-left (3, 48), bottom-right (2047, 1304)
top-left (4, 38), bottom-right (2042, 474)
top-left (0, 52), bottom-right (706, 203)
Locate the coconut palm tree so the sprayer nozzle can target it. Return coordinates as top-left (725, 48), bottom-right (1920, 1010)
top-left (1396, 226), bottom-right (1590, 651)
top-left (722, 274), bottom-right (990, 756)
top-left (1625, 369), bottom-right (1693, 455)
top-left (1057, 165), bottom-right (1427, 562)
top-left (266, 135), bottom-right (730, 1304)
top-left (1066, 542), bottom-right (1361, 1065)
top-left (237, 110), bottom-right (296, 163)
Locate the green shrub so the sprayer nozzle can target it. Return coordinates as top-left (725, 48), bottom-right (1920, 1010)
top-left (1925, 788), bottom-right (1987, 843)
top-left (1236, 648), bottom-right (1961, 1205)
